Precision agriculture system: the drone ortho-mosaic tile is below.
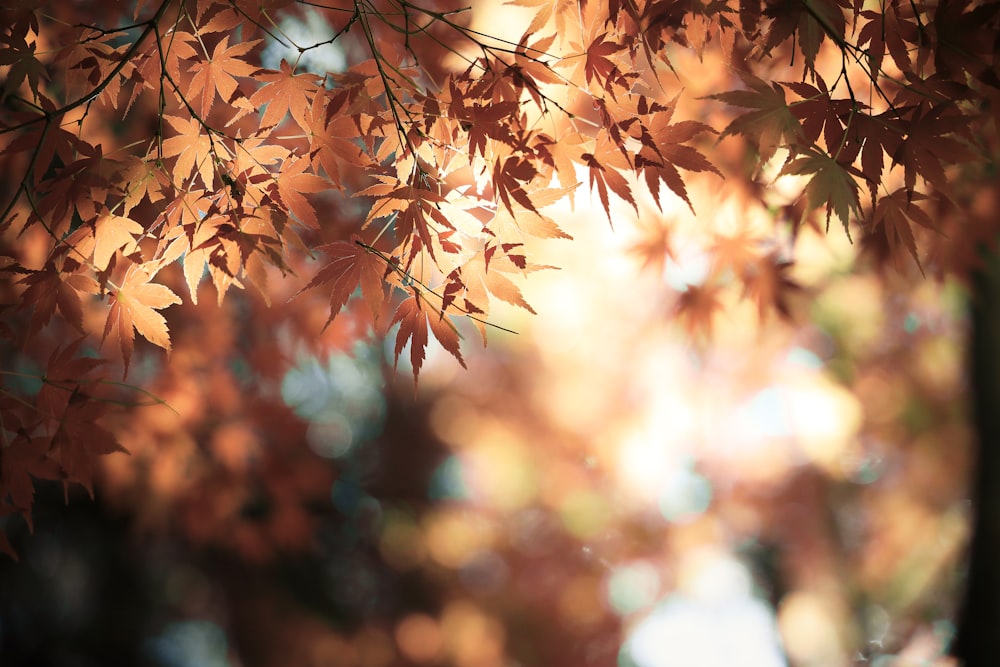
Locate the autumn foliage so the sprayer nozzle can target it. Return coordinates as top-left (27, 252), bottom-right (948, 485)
top-left (0, 0), bottom-right (997, 579)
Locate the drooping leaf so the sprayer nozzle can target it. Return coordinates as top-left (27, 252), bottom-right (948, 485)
top-left (709, 72), bottom-right (803, 164)
top-left (294, 236), bottom-right (386, 328)
top-left (391, 291), bottom-right (466, 384)
top-left (779, 149), bottom-right (862, 236)
top-left (869, 189), bottom-right (937, 273)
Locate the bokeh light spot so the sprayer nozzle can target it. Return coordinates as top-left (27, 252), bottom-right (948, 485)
top-left (658, 466), bottom-right (713, 522)
top-left (607, 561), bottom-right (661, 616)
top-left (144, 620), bottom-right (230, 667)
top-left (559, 490), bottom-right (612, 539)
top-left (622, 594), bottom-right (785, 667)
top-left (281, 347), bottom-right (386, 460)
top-left (425, 509), bottom-right (496, 569)
top-left (430, 455), bottom-right (470, 500)
top-left (395, 614), bottom-right (443, 663)
top-left (777, 591), bottom-right (844, 665)
top-left (742, 386), bottom-right (793, 439)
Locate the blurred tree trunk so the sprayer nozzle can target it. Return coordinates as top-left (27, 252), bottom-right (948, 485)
top-left (953, 251), bottom-right (1000, 664)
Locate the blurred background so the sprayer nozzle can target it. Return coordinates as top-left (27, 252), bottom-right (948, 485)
top-left (0, 175), bottom-right (972, 667)
top-left (0, 1), bottom-right (980, 666)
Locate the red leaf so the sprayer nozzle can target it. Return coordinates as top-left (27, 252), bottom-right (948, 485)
top-left (391, 292), bottom-right (466, 384)
top-left (294, 236), bottom-right (386, 328)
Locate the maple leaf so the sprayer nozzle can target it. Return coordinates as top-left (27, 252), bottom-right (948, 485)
top-left (710, 72), bottom-right (803, 164)
top-left (118, 156), bottom-right (170, 215)
top-left (783, 77), bottom-right (859, 156)
top-left (488, 186), bottom-right (575, 240)
top-left (294, 236), bottom-right (386, 328)
top-left (249, 60), bottom-right (321, 131)
top-left (640, 99), bottom-right (720, 210)
top-left (0, 32), bottom-right (48, 102)
top-left (856, 2), bottom-right (920, 75)
top-left (673, 282), bottom-right (724, 339)
top-left (505, 0), bottom-right (557, 36)
top-left (457, 98), bottom-right (520, 160)
top-left (93, 209), bottom-right (144, 270)
top-left (929, 0), bottom-right (1000, 86)
top-left (155, 28), bottom-right (200, 88)
top-left (54, 27), bottom-right (130, 105)
top-left (358, 178), bottom-right (454, 264)
top-left (36, 338), bottom-right (108, 423)
top-left (16, 264), bottom-right (98, 336)
top-left (849, 110), bottom-right (904, 205)
top-left (103, 263), bottom-right (182, 375)
top-left (869, 189), bottom-right (936, 273)
top-left (494, 156), bottom-right (540, 217)
top-left (742, 254), bottom-right (802, 321)
top-left (584, 32), bottom-right (628, 89)
top-left (437, 247), bottom-right (540, 343)
top-left (709, 227), bottom-right (765, 280)
top-left (0, 435), bottom-right (60, 521)
top-left (761, 0), bottom-right (849, 74)
top-left (187, 36), bottom-right (260, 118)
top-left (193, 5), bottom-right (242, 35)
top-left (628, 218), bottom-right (676, 277)
top-left (50, 391), bottom-right (126, 497)
top-left (271, 157), bottom-right (328, 229)
top-left (891, 103), bottom-right (978, 197)
top-left (168, 211), bottom-right (245, 304)
top-left (161, 115), bottom-right (222, 187)
top-left (779, 148), bottom-right (862, 235)
top-left (392, 291), bottom-right (466, 384)
top-left (580, 136), bottom-right (638, 221)
top-left (307, 91), bottom-right (367, 186)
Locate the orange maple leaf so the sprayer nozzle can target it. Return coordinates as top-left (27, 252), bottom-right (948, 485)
top-left (581, 136), bottom-right (635, 221)
top-left (272, 157), bottom-right (328, 229)
top-left (103, 263), bottom-right (182, 374)
top-left (93, 209), bottom-right (143, 270)
top-left (392, 291), bottom-right (466, 384)
top-left (249, 59), bottom-right (321, 131)
top-left (161, 114), bottom-right (222, 187)
top-left (673, 282), bottom-right (723, 339)
top-left (187, 36), bottom-right (260, 117)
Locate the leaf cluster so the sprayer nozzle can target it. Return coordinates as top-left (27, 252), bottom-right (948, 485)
top-left (0, 0), bottom-right (997, 552)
